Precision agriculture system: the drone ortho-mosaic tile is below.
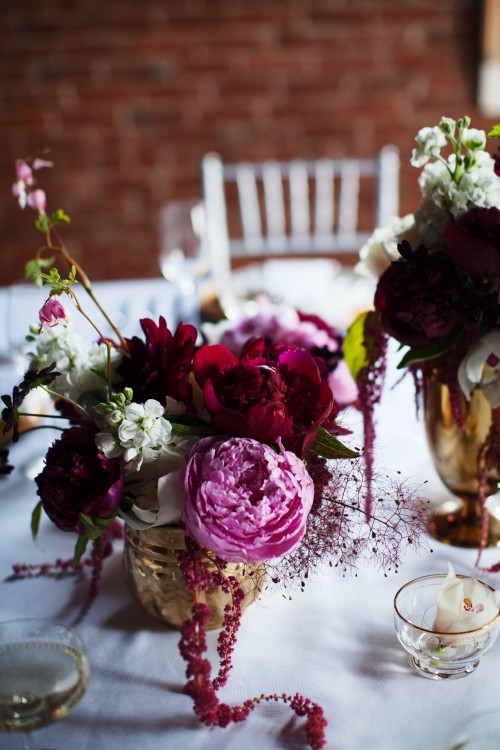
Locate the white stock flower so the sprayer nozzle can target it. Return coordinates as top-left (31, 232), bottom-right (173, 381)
top-left (410, 126), bottom-right (447, 167)
top-left (413, 197), bottom-right (453, 250)
top-left (462, 128), bottom-right (487, 151)
top-left (30, 326), bottom-right (121, 402)
top-left (418, 150), bottom-right (500, 227)
top-left (457, 332), bottom-right (500, 408)
top-left (96, 398), bottom-right (195, 475)
top-left (434, 563), bottom-right (500, 634)
top-left (355, 213), bottom-right (418, 278)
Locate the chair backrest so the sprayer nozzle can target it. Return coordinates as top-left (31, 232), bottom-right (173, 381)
top-left (201, 147), bottom-right (400, 294)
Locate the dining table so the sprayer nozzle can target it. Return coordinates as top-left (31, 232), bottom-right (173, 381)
top-left (2, 275), bottom-right (500, 750)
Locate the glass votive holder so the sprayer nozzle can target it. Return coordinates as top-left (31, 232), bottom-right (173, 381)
top-left (393, 574), bottom-right (500, 680)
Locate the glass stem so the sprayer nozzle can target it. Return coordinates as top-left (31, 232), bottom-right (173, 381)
top-left (22, 731), bottom-right (36, 750)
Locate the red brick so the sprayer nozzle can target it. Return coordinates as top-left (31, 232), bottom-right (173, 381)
top-left (0, 0), bottom-right (488, 286)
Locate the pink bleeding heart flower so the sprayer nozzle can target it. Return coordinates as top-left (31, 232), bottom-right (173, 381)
top-left (27, 189), bottom-right (47, 214)
top-left (39, 298), bottom-right (68, 329)
top-left (32, 158), bottom-right (54, 171)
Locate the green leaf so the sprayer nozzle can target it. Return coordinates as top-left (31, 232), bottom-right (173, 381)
top-left (488, 124), bottom-right (500, 138)
top-left (77, 513), bottom-right (115, 541)
top-left (343, 311), bottom-right (371, 381)
top-left (30, 500), bottom-right (43, 541)
top-left (50, 209), bottom-right (70, 226)
top-left (72, 534), bottom-right (89, 566)
top-left (167, 412), bottom-right (220, 435)
top-left (24, 256), bottom-right (55, 286)
top-left (313, 426), bottom-right (359, 460)
top-left (397, 331), bottom-right (459, 368)
top-left (35, 214), bottom-right (50, 233)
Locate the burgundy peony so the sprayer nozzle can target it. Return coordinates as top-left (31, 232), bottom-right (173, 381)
top-left (117, 316), bottom-right (197, 407)
top-left (181, 436), bottom-right (315, 564)
top-left (374, 241), bottom-right (464, 348)
top-left (193, 343), bottom-right (333, 456)
top-left (445, 206), bottom-right (500, 276)
top-left (35, 424), bottom-right (123, 532)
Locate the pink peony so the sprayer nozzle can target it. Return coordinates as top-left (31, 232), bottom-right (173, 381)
top-left (181, 436), bottom-right (315, 564)
top-left (39, 297), bottom-right (67, 329)
top-left (217, 297), bottom-right (358, 408)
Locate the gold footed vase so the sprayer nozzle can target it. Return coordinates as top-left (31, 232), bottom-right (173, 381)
top-left (424, 377), bottom-right (500, 548)
top-left (123, 525), bottom-right (265, 630)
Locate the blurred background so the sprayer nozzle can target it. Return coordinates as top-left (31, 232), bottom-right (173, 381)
top-left (0, 0), bottom-right (498, 286)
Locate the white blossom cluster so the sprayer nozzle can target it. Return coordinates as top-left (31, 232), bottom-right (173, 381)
top-left (357, 117), bottom-right (500, 277)
top-left (30, 324), bottom-right (122, 403)
top-left (95, 398), bottom-right (191, 474)
top-left (415, 152), bottom-right (500, 249)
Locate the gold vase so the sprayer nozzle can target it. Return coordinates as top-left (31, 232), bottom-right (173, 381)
top-left (424, 376), bottom-right (500, 547)
top-left (123, 525), bottom-right (265, 630)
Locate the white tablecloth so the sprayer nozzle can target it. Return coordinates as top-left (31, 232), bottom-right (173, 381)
top-left (2, 294), bottom-right (500, 750)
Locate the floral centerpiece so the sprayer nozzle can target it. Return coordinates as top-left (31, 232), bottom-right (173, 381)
top-left (349, 115), bottom-right (500, 550)
top-left (2, 159), bottom-right (430, 749)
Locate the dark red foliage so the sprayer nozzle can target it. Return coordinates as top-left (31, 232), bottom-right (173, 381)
top-left (355, 312), bottom-right (388, 518)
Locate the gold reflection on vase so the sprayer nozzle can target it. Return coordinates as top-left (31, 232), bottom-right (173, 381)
top-left (123, 525), bottom-right (266, 630)
top-left (424, 377), bottom-right (500, 547)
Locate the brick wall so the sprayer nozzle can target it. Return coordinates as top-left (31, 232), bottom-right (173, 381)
top-left (0, 0), bottom-right (489, 286)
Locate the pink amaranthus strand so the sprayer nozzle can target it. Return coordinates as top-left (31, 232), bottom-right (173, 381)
top-left (10, 519), bottom-right (124, 623)
top-left (177, 539), bottom-right (327, 749)
top-left (357, 314), bottom-right (388, 520)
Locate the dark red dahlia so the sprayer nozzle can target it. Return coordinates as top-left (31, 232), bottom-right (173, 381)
top-left (193, 343), bottom-right (333, 456)
top-left (445, 206), bottom-right (500, 276)
top-left (118, 316), bottom-right (197, 407)
top-left (35, 424), bottom-right (123, 533)
top-left (374, 241), bottom-right (464, 348)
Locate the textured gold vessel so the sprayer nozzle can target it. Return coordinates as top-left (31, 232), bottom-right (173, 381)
top-left (123, 525), bottom-right (265, 630)
top-left (424, 377), bottom-right (500, 547)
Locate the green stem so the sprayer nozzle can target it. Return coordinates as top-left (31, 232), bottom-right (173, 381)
top-left (43, 386), bottom-right (92, 421)
top-left (36, 234), bottom-right (128, 351)
top-left (69, 291), bottom-right (114, 398)
top-left (17, 411), bottom-right (69, 420)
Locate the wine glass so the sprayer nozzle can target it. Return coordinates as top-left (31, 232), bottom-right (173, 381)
top-left (0, 618), bottom-right (90, 750)
top-left (158, 200), bottom-right (209, 326)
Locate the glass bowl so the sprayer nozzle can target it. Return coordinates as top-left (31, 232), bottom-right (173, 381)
top-left (393, 574), bottom-right (500, 680)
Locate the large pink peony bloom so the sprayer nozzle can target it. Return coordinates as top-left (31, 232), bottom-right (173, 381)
top-left (181, 436), bottom-right (315, 564)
